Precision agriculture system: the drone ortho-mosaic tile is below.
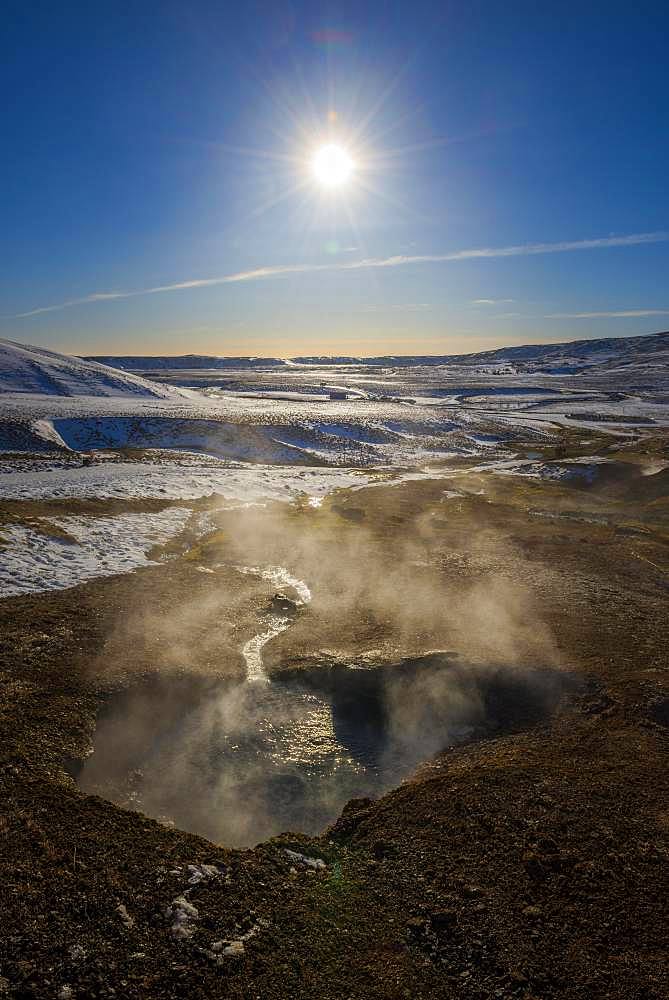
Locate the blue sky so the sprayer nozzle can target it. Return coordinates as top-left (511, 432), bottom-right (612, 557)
top-left (2, 1), bottom-right (668, 356)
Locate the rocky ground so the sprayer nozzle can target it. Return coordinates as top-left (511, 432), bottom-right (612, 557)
top-left (0, 428), bottom-right (667, 999)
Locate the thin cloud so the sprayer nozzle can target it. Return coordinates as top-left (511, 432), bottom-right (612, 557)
top-left (12, 231), bottom-right (668, 319)
top-left (546, 308), bottom-right (669, 319)
top-left (472, 298), bottom-right (515, 305)
top-left (361, 302), bottom-right (431, 313)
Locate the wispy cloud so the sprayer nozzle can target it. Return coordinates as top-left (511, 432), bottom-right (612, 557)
top-left (471, 298), bottom-right (515, 305)
top-left (12, 231), bottom-right (668, 319)
top-left (545, 308), bottom-right (669, 319)
top-left (360, 302), bottom-right (431, 313)
top-left (14, 264), bottom-right (330, 318)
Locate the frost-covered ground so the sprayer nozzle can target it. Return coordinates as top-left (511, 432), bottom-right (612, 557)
top-left (1, 331), bottom-right (667, 597)
top-left (0, 460), bottom-right (382, 502)
top-left (0, 508), bottom-right (194, 596)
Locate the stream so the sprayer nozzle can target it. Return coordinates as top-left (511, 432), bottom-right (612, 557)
top-left (237, 564), bottom-right (311, 682)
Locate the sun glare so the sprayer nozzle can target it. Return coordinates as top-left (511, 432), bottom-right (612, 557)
top-left (311, 144), bottom-right (354, 187)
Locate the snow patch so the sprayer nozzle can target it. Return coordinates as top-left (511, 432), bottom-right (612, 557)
top-left (0, 508), bottom-right (193, 597)
top-left (0, 461), bottom-right (378, 503)
top-left (31, 419), bottom-right (70, 450)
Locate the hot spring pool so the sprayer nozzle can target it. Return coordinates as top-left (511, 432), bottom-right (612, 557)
top-left (73, 656), bottom-right (565, 848)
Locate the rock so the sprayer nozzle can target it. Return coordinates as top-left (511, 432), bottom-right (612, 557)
top-left (271, 593), bottom-right (299, 614)
top-left (406, 916), bottom-right (429, 937)
top-left (283, 848), bottom-right (326, 870)
top-left (116, 904), bottom-right (135, 929)
top-left (222, 941), bottom-right (245, 957)
top-left (430, 908), bottom-right (458, 929)
top-left (165, 896), bottom-right (199, 939)
top-left (372, 839), bottom-right (397, 860)
top-left (522, 851), bottom-right (546, 880)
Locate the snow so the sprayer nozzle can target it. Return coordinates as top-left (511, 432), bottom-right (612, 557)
top-left (0, 460), bottom-right (381, 503)
top-left (461, 458), bottom-right (607, 483)
top-left (163, 862), bottom-right (227, 885)
top-left (92, 330), bottom-right (668, 373)
top-left (0, 338), bottom-right (180, 399)
top-left (31, 419), bottom-right (70, 450)
top-left (185, 863), bottom-right (225, 884)
top-left (0, 508), bottom-right (193, 597)
top-left (1, 332), bottom-right (666, 603)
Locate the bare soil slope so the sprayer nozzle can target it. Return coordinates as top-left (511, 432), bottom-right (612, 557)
top-left (0, 433), bottom-right (667, 999)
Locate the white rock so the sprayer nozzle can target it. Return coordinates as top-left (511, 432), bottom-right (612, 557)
top-left (116, 903), bottom-right (135, 928)
top-left (284, 848), bottom-right (326, 869)
top-left (166, 895), bottom-right (199, 939)
top-left (222, 941), bottom-right (245, 957)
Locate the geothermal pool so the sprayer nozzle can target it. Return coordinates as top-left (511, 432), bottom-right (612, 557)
top-left (73, 565), bottom-right (564, 847)
top-left (74, 655), bottom-right (564, 848)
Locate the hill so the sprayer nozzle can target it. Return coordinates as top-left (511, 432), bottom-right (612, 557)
top-left (0, 338), bottom-right (179, 398)
top-left (86, 329), bottom-right (669, 373)
top-left (291, 330), bottom-right (669, 370)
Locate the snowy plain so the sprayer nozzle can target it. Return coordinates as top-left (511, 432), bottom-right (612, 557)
top-left (1, 332), bottom-right (667, 597)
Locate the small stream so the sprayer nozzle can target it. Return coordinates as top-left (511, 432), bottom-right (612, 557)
top-left (237, 564), bottom-right (311, 682)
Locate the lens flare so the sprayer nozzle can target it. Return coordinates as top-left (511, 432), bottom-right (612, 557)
top-left (311, 144), bottom-right (354, 187)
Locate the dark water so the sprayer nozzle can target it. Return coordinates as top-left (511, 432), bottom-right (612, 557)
top-left (75, 658), bottom-right (564, 847)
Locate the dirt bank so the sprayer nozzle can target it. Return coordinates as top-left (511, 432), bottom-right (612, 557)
top-left (0, 438), bottom-right (667, 998)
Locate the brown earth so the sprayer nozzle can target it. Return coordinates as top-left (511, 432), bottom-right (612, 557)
top-left (0, 436), bottom-right (667, 999)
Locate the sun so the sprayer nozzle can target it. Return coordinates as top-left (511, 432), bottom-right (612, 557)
top-left (311, 144), bottom-right (355, 187)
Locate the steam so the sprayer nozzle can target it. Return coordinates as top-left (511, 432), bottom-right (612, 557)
top-left (76, 656), bottom-right (564, 847)
top-left (77, 492), bottom-right (566, 847)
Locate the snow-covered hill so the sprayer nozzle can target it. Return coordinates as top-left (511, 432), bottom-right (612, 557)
top-left (0, 339), bottom-right (180, 398)
top-left (87, 354), bottom-right (283, 370)
top-left (87, 330), bottom-right (669, 374)
top-left (292, 331), bottom-right (669, 371)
